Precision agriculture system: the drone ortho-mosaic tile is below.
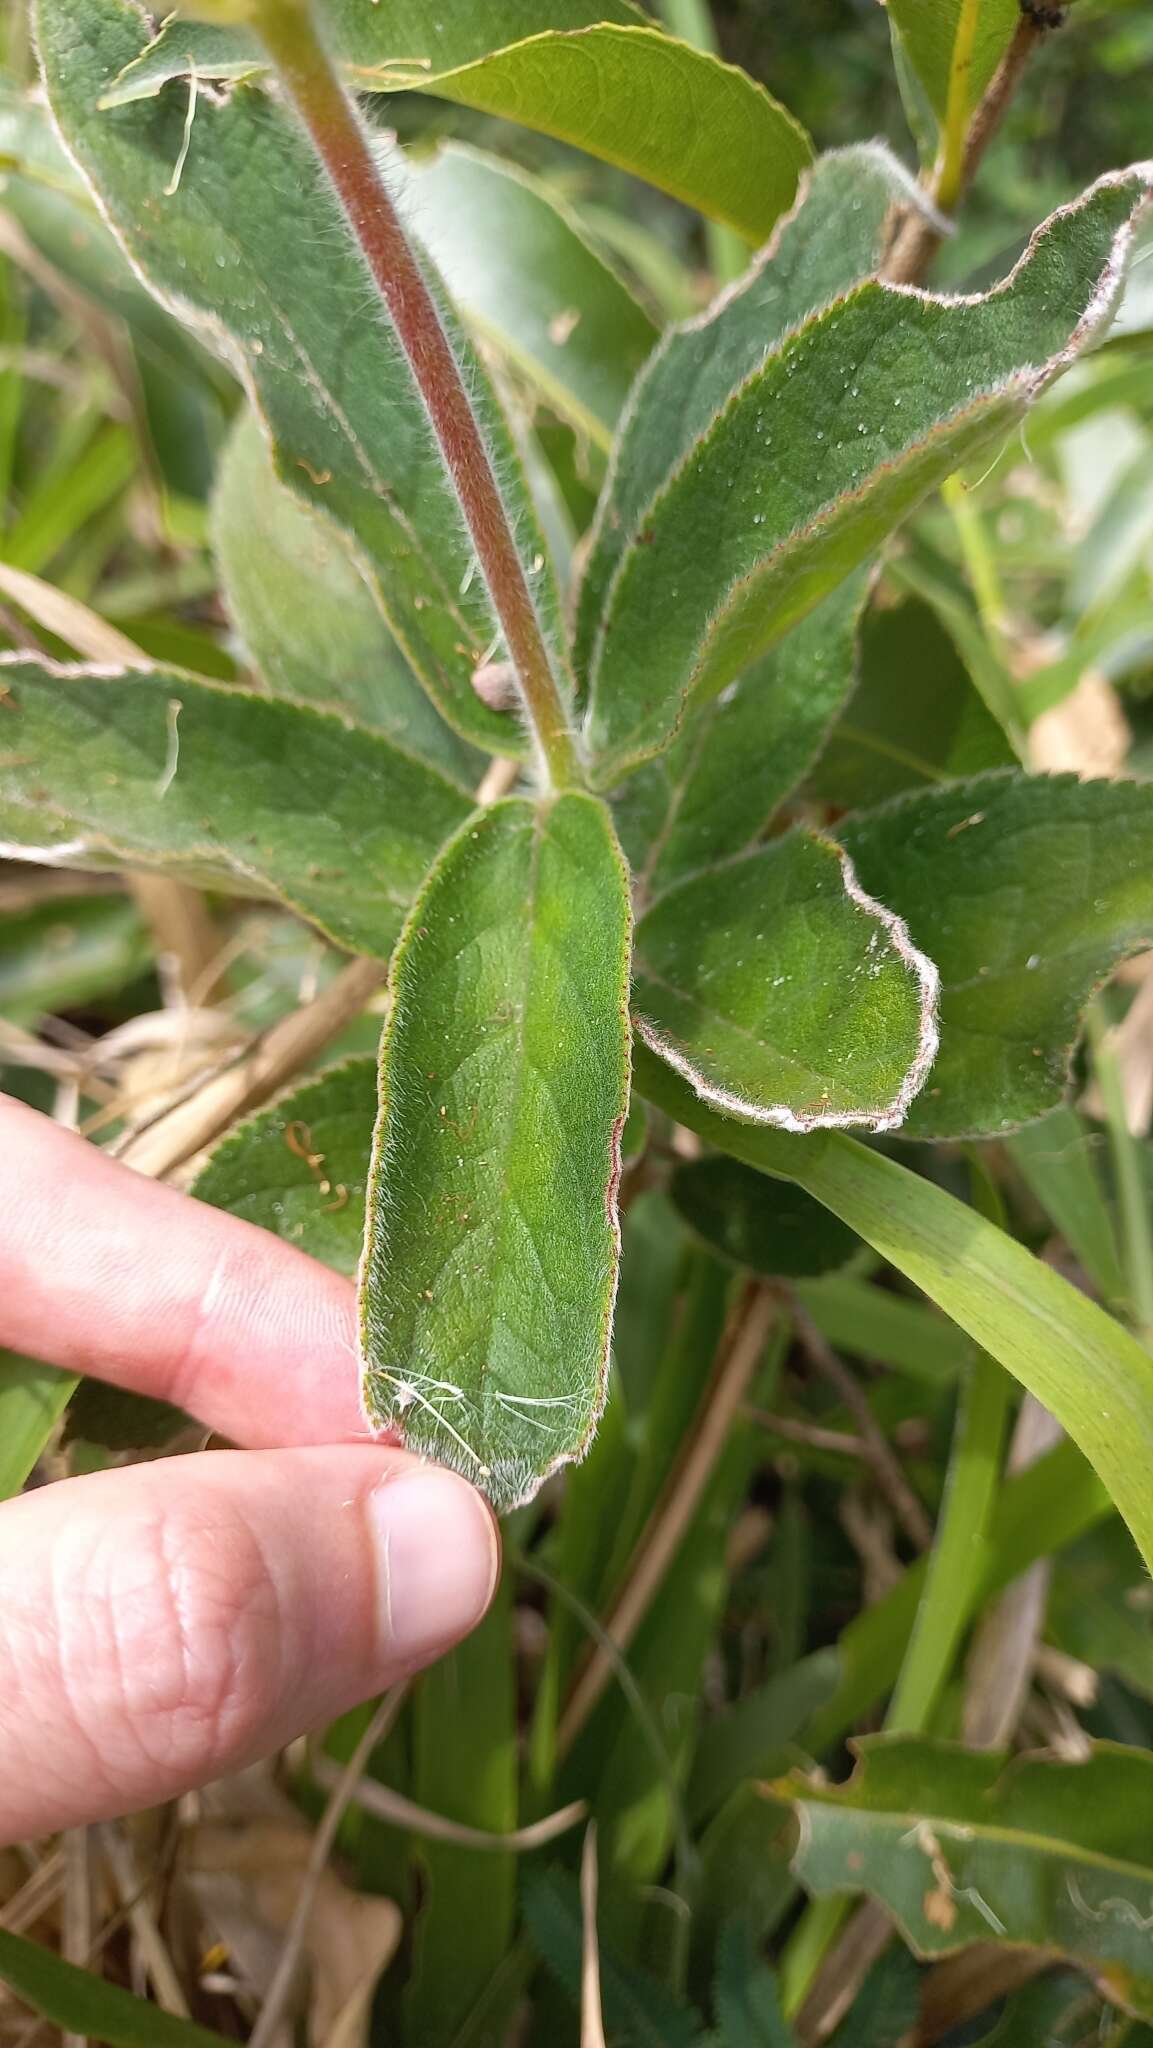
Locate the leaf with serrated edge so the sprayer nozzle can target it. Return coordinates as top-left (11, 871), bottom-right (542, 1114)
top-left (776, 1735), bottom-right (1153, 2017)
top-left (37, 0), bottom-right (565, 757)
top-left (212, 411), bottom-right (480, 777)
top-left (575, 144), bottom-right (920, 686)
top-left (584, 166), bottom-right (1152, 786)
top-left (0, 658), bottom-right (472, 956)
top-left (838, 771), bottom-right (1153, 1140)
top-left (633, 830), bottom-right (939, 1133)
top-left (100, 10), bottom-right (811, 245)
top-left (359, 795), bottom-right (632, 1513)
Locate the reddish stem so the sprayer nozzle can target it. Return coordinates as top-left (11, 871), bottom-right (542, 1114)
top-left (250, 0), bottom-right (579, 789)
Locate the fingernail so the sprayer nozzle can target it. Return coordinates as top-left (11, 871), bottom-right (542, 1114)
top-left (369, 1466), bottom-right (499, 1663)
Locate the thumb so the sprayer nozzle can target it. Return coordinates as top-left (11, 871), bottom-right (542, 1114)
top-left (0, 1446), bottom-right (498, 1843)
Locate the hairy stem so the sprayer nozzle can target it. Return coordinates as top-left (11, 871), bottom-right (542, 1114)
top-left (249, 0), bottom-right (579, 790)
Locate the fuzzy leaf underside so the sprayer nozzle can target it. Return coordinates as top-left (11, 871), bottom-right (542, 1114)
top-left (778, 1736), bottom-right (1153, 2017)
top-left (838, 771), bottom-right (1153, 1138)
top-left (212, 410), bottom-right (480, 776)
top-left (633, 829), bottom-right (939, 1133)
top-left (0, 659), bottom-right (472, 955)
top-left (38, 0), bottom-right (565, 757)
top-left (575, 145), bottom-right (913, 684)
top-left (359, 795), bottom-right (632, 1513)
top-left (584, 168), bottom-right (1152, 786)
top-left (101, 8), bottom-right (812, 243)
top-left (612, 573), bottom-right (871, 891)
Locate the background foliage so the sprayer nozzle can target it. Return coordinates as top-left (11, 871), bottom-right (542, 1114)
top-left (2, 0), bottom-right (1153, 2042)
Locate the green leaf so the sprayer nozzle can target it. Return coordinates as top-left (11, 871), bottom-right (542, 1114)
top-left (583, 169), bottom-right (1151, 786)
top-left (0, 1929), bottom-right (234, 2048)
top-left (61, 1382), bottom-right (188, 1454)
top-left (825, 1949), bottom-right (922, 2048)
top-left (1008, 1106), bottom-right (1128, 1310)
top-left (38, 0), bottom-right (565, 757)
top-left (0, 892), bottom-right (150, 1024)
top-left (688, 1650), bottom-right (842, 1825)
top-left (0, 1353), bottom-right (76, 1501)
top-left (613, 574), bottom-right (870, 892)
top-left (103, 8), bottom-right (812, 244)
top-left (575, 146), bottom-right (912, 684)
top-left (838, 771), bottom-right (1153, 1139)
top-left (359, 795), bottom-right (632, 1512)
top-left (887, 0), bottom-right (1019, 126)
top-left (671, 1159), bottom-right (858, 1280)
top-left (712, 1918), bottom-right (794, 2048)
top-left (192, 1058), bottom-right (377, 1272)
top-left (792, 1275), bottom-right (971, 1385)
top-left (633, 1045), bottom-right (1153, 1577)
top-left (101, 2), bottom-right (654, 104)
top-left (400, 142), bottom-right (657, 451)
top-left (806, 595), bottom-right (1013, 809)
top-left (777, 1735), bottom-right (1153, 2017)
top-left (405, 1587), bottom-right (519, 2048)
top-left (633, 828), bottom-right (939, 1132)
top-left (1048, 1521), bottom-right (1153, 1708)
top-left (211, 411), bottom-right (480, 777)
top-left (802, 1436), bottom-right (1112, 1756)
top-left (522, 1865), bottom-right (708, 2048)
top-left (0, 658), bottom-right (473, 956)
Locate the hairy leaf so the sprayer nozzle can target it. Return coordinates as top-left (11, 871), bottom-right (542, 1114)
top-left (671, 1159), bottom-right (858, 1279)
top-left (583, 168), bottom-right (1151, 785)
top-left (103, 8), bottom-right (812, 243)
top-left (401, 142), bottom-right (657, 449)
top-left (39, 0), bottom-right (565, 756)
top-left (614, 574), bottom-right (870, 892)
top-left (838, 772), bottom-right (1153, 1138)
top-left (359, 795), bottom-right (632, 1512)
top-left (887, 0), bottom-right (1019, 126)
top-left (212, 411), bottom-right (479, 775)
top-left (192, 1059), bottom-right (378, 1273)
top-left (778, 1736), bottom-right (1153, 2017)
top-left (576, 146), bottom-right (913, 681)
top-left (0, 659), bottom-right (472, 956)
top-left (633, 829), bottom-right (939, 1132)
top-left (633, 1045), bottom-right (1153, 1576)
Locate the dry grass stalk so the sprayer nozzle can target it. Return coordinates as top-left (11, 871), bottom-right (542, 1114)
top-left (580, 1824), bottom-right (607, 2048)
top-left (557, 1282), bottom-right (778, 1751)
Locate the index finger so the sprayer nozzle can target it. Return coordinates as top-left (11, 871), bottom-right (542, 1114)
top-left (0, 1095), bottom-right (366, 1448)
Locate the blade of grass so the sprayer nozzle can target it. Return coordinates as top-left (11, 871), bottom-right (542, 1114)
top-left (0, 1351), bottom-right (76, 1499)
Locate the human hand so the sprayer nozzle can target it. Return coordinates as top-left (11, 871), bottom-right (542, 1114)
top-left (0, 1095), bottom-right (499, 1846)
